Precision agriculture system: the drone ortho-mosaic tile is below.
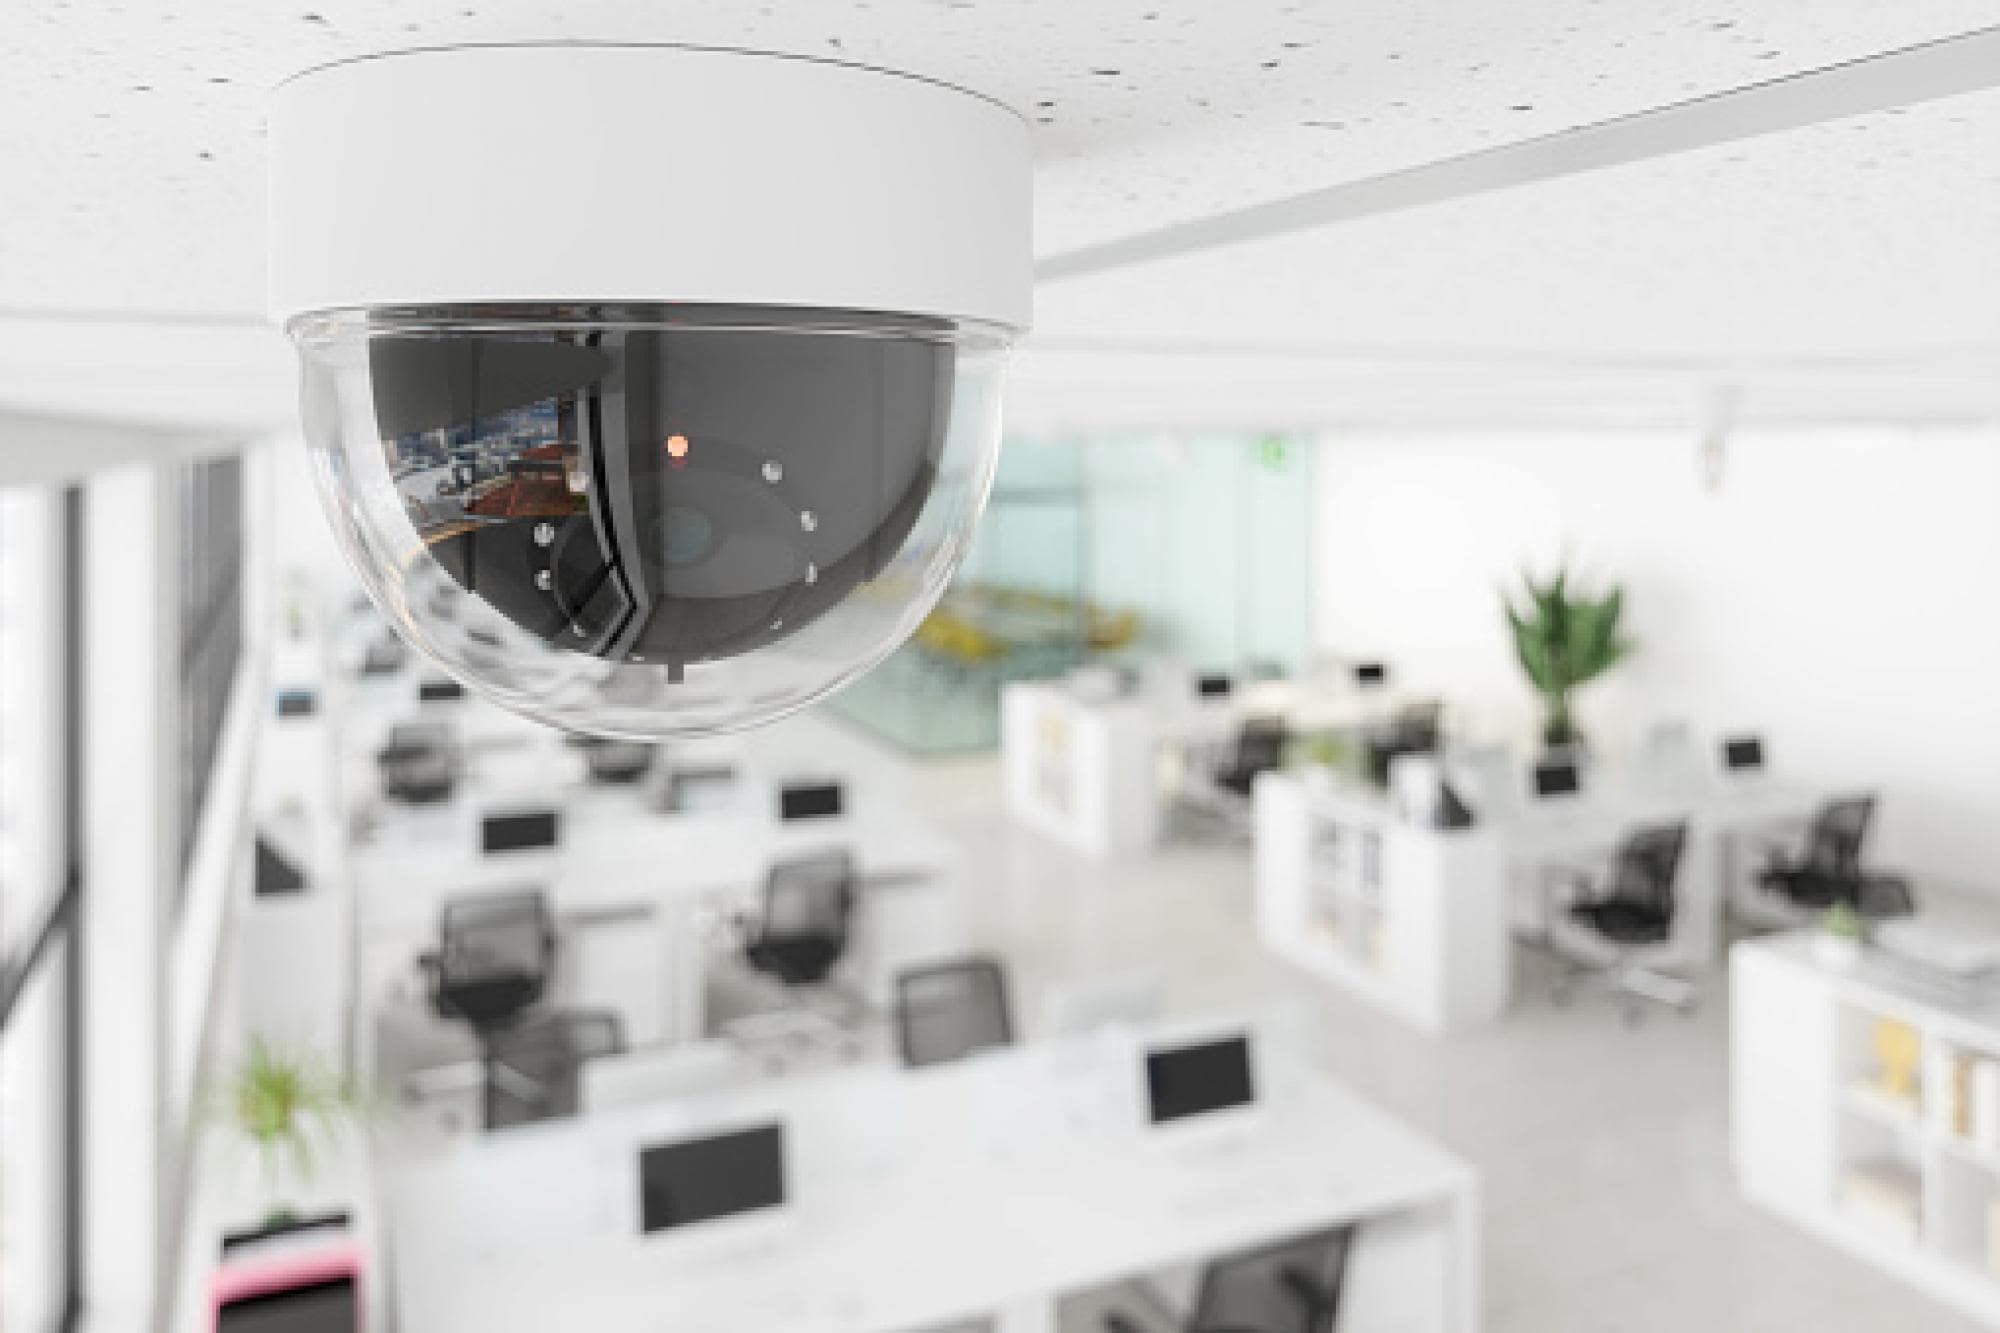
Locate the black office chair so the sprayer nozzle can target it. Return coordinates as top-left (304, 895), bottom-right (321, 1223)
top-left (1103, 1225), bottom-right (1358, 1333)
top-left (744, 850), bottom-right (856, 986)
top-left (1553, 820), bottom-right (1695, 1020)
top-left (1758, 794), bottom-right (1916, 919)
top-left (484, 1009), bottom-right (626, 1130)
top-left (894, 955), bottom-right (1015, 1068)
top-left (569, 735), bottom-right (657, 785)
top-left (423, 890), bottom-right (557, 1128)
top-left (1214, 718), bottom-right (1291, 798)
top-left (375, 721), bottom-right (460, 804)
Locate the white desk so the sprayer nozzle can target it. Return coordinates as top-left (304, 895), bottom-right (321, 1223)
top-left (385, 1033), bottom-right (1479, 1333)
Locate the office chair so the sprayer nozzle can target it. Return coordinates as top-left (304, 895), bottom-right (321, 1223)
top-left (744, 849), bottom-right (856, 986)
top-left (422, 890), bottom-right (557, 1129)
top-left (723, 851), bottom-right (866, 1067)
top-left (375, 721), bottom-right (460, 804)
top-left (571, 735), bottom-right (657, 785)
top-left (1550, 820), bottom-right (1695, 1021)
top-left (1214, 717), bottom-right (1291, 798)
top-left (1101, 1225), bottom-right (1357, 1333)
top-left (1757, 794), bottom-right (1916, 919)
top-left (894, 955), bottom-right (1015, 1068)
top-left (484, 1008), bottom-right (625, 1129)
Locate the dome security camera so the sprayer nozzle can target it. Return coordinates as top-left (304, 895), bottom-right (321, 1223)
top-left (269, 45), bottom-right (1031, 737)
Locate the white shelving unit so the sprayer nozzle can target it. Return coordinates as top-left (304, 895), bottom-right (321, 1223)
top-left (1733, 934), bottom-right (2000, 1324)
top-left (1254, 769), bottom-right (1510, 1035)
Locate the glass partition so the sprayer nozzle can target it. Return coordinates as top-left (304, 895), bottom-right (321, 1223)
top-left (822, 433), bottom-right (1313, 753)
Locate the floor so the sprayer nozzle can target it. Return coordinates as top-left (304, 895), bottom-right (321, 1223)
top-left (755, 711), bottom-right (1995, 1333)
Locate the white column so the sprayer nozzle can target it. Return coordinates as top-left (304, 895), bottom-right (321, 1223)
top-left (81, 462), bottom-right (176, 1328)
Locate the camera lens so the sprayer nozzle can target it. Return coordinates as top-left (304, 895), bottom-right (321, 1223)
top-left (654, 506), bottom-right (715, 568)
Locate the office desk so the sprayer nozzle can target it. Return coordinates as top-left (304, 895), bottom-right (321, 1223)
top-left (385, 1036), bottom-right (1479, 1333)
top-left (351, 791), bottom-right (960, 1059)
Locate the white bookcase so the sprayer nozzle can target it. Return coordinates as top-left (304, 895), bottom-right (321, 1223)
top-left (1254, 769), bottom-right (1510, 1035)
top-left (1733, 933), bottom-right (2000, 1324)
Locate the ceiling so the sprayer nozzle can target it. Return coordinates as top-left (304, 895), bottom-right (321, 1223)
top-left (2, 0), bottom-right (1998, 436)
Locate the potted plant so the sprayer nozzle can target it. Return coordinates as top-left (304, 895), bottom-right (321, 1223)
top-left (1502, 564), bottom-right (1633, 752)
top-left (1818, 901), bottom-right (1866, 968)
top-left (212, 1036), bottom-right (361, 1232)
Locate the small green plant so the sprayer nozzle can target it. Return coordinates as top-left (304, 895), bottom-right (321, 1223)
top-left (1824, 901), bottom-right (1865, 942)
top-left (1502, 563), bottom-right (1633, 750)
top-left (214, 1036), bottom-right (359, 1226)
top-left (1286, 730), bottom-right (1353, 774)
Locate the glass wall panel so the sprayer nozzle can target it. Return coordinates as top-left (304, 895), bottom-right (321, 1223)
top-left (823, 433), bottom-right (1313, 753)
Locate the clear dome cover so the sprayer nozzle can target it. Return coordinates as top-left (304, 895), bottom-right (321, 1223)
top-left (293, 306), bottom-right (1009, 738)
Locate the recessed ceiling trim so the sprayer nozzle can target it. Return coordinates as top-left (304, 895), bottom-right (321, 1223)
top-left (1036, 23), bottom-right (2000, 283)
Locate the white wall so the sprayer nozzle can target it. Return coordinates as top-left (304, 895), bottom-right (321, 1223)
top-left (1312, 423), bottom-right (2000, 896)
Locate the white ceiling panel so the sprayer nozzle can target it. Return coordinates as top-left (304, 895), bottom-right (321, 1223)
top-left (2, 0), bottom-right (1997, 321)
top-left (1033, 84), bottom-right (2000, 362)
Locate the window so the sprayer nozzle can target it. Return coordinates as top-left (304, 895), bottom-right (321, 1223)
top-left (176, 455), bottom-right (245, 885)
top-left (0, 487), bottom-right (81, 1333)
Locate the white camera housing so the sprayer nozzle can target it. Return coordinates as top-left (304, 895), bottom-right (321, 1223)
top-left (269, 44), bottom-right (1031, 737)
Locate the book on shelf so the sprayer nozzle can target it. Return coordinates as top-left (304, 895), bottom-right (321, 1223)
top-left (1839, 1159), bottom-right (1922, 1244)
top-left (1973, 1060), bottom-right (2000, 1158)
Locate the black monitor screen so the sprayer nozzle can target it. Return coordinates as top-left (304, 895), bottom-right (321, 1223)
top-left (779, 782), bottom-right (843, 822)
top-left (640, 1123), bottom-right (786, 1233)
top-left (1532, 760), bottom-right (1581, 798)
top-left (218, 1276), bottom-right (356, 1333)
top-left (482, 809), bottom-right (560, 854)
top-left (1146, 1034), bottom-right (1256, 1124)
top-left (419, 677), bottom-right (466, 703)
top-left (1352, 662), bottom-right (1388, 687)
top-left (1723, 736), bottom-right (1765, 771)
top-left (275, 688), bottom-right (318, 718)
top-left (1195, 673), bottom-right (1234, 699)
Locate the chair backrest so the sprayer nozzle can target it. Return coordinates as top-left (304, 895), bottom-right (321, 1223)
top-left (755, 850), bottom-right (856, 950)
top-left (1606, 821), bottom-right (1690, 920)
top-left (485, 1009), bottom-right (627, 1130)
top-left (1804, 795), bottom-right (1875, 878)
top-left (1232, 717), bottom-right (1290, 774)
top-left (434, 889), bottom-right (554, 1029)
top-left (895, 956), bottom-right (1015, 1069)
top-left (1190, 1225), bottom-right (1358, 1333)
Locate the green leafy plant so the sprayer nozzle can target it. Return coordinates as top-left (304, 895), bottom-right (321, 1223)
top-left (1502, 564), bottom-right (1634, 750)
top-left (1286, 730), bottom-right (1353, 774)
top-left (1824, 901), bottom-right (1865, 942)
top-left (214, 1036), bottom-right (359, 1226)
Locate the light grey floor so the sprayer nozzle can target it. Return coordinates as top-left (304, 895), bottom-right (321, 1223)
top-left (761, 712), bottom-right (1993, 1333)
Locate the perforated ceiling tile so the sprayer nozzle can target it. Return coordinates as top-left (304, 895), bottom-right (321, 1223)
top-left (1032, 84), bottom-right (2000, 361)
top-left (2, 0), bottom-right (1997, 334)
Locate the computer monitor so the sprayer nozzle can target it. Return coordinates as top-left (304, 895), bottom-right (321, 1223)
top-left (1722, 735), bottom-right (1765, 773)
top-left (275, 688), bottom-right (318, 719)
top-left (216, 1277), bottom-right (355, 1333)
top-left (1145, 1032), bottom-right (1257, 1126)
top-left (1195, 672), bottom-right (1234, 700)
top-left (418, 676), bottom-right (466, 703)
top-left (1352, 661), bottom-right (1388, 688)
top-left (1531, 757), bottom-right (1583, 800)
top-left (208, 1231), bottom-right (361, 1333)
top-left (253, 836), bottom-right (307, 898)
top-left (639, 1121), bottom-right (787, 1235)
top-left (481, 808), bottom-right (560, 854)
top-left (778, 781), bottom-right (842, 822)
